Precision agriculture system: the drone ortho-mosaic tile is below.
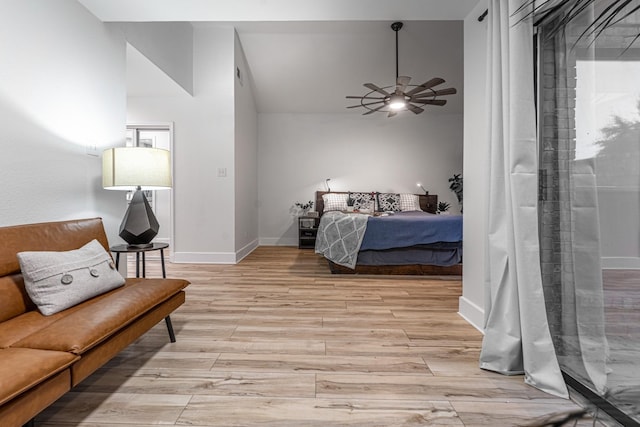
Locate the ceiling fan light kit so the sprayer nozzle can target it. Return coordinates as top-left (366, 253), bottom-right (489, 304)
top-left (388, 93), bottom-right (407, 110)
top-left (347, 21), bottom-right (456, 117)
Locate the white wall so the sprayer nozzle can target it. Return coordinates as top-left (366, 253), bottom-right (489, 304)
top-left (123, 22), bottom-right (194, 95)
top-left (258, 113), bottom-right (463, 245)
top-left (233, 31), bottom-right (259, 260)
top-left (128, 25), bottom-right (238, 263)
top-left (460, 0), bottom-right (489, 330)
top-left (0, 0), bottom-right (126, 245)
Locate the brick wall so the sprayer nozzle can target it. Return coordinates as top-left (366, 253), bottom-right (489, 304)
top-left (539, 27), bottom-right (579, 350)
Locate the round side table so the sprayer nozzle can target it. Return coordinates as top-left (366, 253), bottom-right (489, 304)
top-left (110, 242), bottom-right (175, 342)
top-left (110, 242), bottom-right (169, 279)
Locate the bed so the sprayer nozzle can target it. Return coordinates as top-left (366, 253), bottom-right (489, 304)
top-left (314, 191), bottom-right (462, 275)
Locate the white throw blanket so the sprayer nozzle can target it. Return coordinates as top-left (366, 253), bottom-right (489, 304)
top-left (314, 212), bottom-right (369, 269)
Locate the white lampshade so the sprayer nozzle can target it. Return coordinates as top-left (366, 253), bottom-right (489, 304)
top-left (102, 147), bottom-right (172, 190)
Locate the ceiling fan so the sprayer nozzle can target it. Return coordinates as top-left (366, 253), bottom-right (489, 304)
top-left (346, 22), bottom-right (457, 118)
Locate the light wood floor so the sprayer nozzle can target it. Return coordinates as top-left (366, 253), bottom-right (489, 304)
top-left (37, 247), bottom-right (592, 426)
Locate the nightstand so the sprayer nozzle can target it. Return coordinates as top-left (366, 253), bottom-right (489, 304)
top-left (298, 216), bottom-right (319, 249)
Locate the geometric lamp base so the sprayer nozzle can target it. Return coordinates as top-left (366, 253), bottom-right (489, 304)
top-left (119, 189), bottom-right (159, 248)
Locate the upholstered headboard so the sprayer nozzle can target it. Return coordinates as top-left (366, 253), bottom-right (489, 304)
top-left (315, 191), bottom-right (437, 215)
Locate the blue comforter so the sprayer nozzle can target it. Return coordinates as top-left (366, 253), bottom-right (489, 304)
top-left (360, 211), bottom-right (462, 251)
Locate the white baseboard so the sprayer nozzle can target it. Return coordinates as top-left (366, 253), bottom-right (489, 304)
top-left (173, 251), bottom-right (236, 264)
top-left (236, 239), bottom-right (259, 263)
top-left (458, 296), bottom-right (485, 333)
top-left (259, 237), bottom-right (297, 246)
top-left (172, 240), bottom-right (259, 265)
top-left (601, 257), bottom-right (640, 269)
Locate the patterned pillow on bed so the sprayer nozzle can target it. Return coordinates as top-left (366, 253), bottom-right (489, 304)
top-left (349, 192), bottom-right (376, 211)
top-left (377, 193), bottom-right (400, 212)
top-left (322, 193), bottom-right (348, 212)
top-left (399, 193), bottom-right (421, 211)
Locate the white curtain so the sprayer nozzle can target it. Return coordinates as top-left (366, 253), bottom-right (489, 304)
top-left (479, 0), bottom-right (568, 398)
top-left (537, 9), bottom-right (608, 394)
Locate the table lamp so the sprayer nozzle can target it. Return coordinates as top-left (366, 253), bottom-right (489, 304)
top-left (102, 147), bottom-right (171, 248)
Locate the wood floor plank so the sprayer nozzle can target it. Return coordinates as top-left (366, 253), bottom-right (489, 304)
top-left (212, 353), bottom-right (432, 375)
top-left (37, 392), bottom-right (191, 424)
top-left (130, 336), bottom-right (327, 355)
top-left (231, 325), bottom-right (410, 341)
top-left (37, 247), bottom-right (593, 426)
top-left (316, 374), bottom-right (570, 403)
top-left (248, 306), bottom-right (396, 318)
top-left (451, 401), bottom-right (597, 426)
top-left (324, 341), bottom-right (487, 368)
top-left (73, 368), bottom-right (316, 398)
top-left (105, 349), bottom-right (221, 371)
top-left (177, 396), bottom-right (464, 427)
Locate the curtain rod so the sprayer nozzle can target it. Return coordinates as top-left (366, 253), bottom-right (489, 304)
top-left (478, 9), bottom-right (488, 22)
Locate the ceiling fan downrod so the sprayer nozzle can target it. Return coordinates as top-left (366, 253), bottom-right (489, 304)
top-left (391, 21), bottom-right (403, 80)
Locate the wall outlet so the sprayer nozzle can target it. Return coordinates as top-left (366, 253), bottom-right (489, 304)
top-left (217, 167), bottom-right (227, 177)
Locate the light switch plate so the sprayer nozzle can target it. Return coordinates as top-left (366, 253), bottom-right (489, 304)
top-left (85, 144), bottom-right (99, 157)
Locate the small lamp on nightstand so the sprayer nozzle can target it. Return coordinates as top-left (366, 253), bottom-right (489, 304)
top-left (416, 182), bottom-right (429, 195)
top-left (103, 147), bottom-right (172, 248)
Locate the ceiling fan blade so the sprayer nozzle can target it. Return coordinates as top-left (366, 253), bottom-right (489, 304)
top-left (413, 99), bottom-right (447, 106)
top-left (396, 76), bottom-right (411, 93)
top-left (405, 78), bottom-right (445, 96)
top-left (346, 95), bottom-right (385, 100)
top-left (347, 100), bottom-right (385, 109)
top-left (413, 87), bottom-right (457, 98)
top-left (364, 83), bottom-right (390, 96)
top-left (432, 87), bottom-right (457, 96)
top-left (363, 105), bottom-right (387, 115)
top-left (406, 104), bottom-right (424, 114)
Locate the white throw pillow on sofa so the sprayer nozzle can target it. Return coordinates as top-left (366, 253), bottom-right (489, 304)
top-left (17, 239), bottom-right (125, 316)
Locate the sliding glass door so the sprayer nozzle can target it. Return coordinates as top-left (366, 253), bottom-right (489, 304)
top-left (537, 1), bottom-right (640, 423)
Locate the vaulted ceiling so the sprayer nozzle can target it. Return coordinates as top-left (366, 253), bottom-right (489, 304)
top-left (80, 0), bottom-right (480, 115)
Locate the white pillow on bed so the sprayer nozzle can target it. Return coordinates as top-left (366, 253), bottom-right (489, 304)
top-left (322, 193), bottom-right (348, 212)
top-left (399, 193), bottom-right (421, 211)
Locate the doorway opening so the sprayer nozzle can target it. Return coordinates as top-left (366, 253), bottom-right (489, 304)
top-left (126, 123), bottom-right (175, 258)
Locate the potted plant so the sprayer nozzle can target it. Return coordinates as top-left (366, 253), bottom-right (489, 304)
top-left (448, 174), bottom-right (463, 213)
top-left (294, 200), bottom-right (314, 216)
top-left (437, 201), bottom-right (451, 215)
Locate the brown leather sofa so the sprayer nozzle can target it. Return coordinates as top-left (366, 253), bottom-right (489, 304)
top-left (0, 218), bottom-right (189, 427)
